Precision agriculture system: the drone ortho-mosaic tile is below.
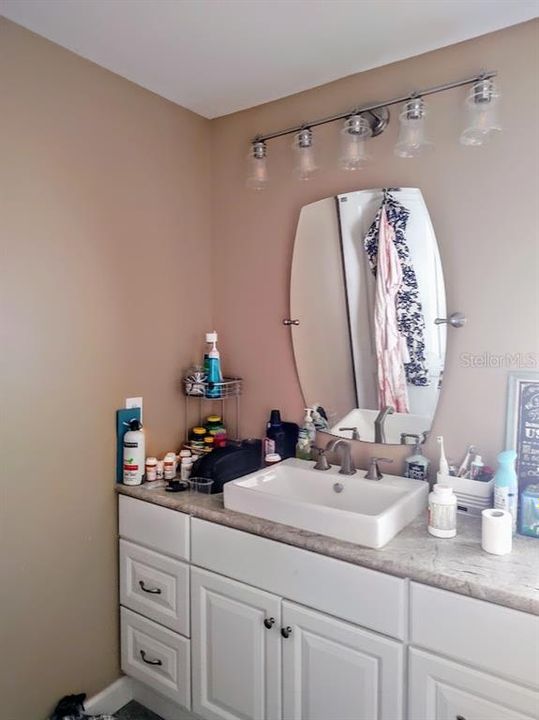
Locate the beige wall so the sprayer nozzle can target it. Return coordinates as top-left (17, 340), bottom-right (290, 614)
top-left (1, 19), bottom-right (212, 720)
top-left (211, 19), bottom-right (539, 469)
top-left (1, 15), bottom-right (538, 720)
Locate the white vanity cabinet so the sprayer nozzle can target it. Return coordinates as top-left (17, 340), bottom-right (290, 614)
top-left (190, 518), bottom-right (404, 720)
top-left (409, 649), bottom-right (539, 720)
top-left (281, 601), bottom-right (402, 720)
top-left (118, 496), bottom-right (192, 710)
top-left (408, 583), bottom-right (539, 720)
top-left (118, 496), bottom-right (538, 720)
top-left (190, 565), bottom-right (403, 720)
top-left (191, 567), bottom-right (282, 720)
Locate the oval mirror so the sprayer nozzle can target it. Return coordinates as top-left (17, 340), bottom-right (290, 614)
top-left (291, 188), bottom-right (446, 445)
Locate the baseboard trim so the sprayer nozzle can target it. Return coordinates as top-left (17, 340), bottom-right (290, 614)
top-left (85, 676), bottom-right (134, 715)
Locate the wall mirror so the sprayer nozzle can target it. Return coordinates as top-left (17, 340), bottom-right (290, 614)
top-left (290, 188), bottom-right (446, 445)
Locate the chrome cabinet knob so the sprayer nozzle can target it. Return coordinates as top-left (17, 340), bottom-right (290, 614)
top-left (281, 626), bottom-right (292, 638)
top-left (264, 617), bottom-right (275, 629)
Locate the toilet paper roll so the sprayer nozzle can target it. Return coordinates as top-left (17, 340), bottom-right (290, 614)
top-left (481, 508), bottom-right (512, 555)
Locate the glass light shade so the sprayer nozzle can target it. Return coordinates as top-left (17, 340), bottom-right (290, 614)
top-left (460, 79), bottom-right (501, 147)
top-left (293, 128), bottom-right (318, 180)
top-left (394, 97), bottom-right (432, 158)
top-left (339, 115), bottom-right (372, 170)
top-left (246, 141), bottom-right (268, 190)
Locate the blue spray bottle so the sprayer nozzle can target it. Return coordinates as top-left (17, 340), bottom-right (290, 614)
top-left (204, 331), bottom-right (223, 398)
top-left (493, 449), bottom-right (518, 533)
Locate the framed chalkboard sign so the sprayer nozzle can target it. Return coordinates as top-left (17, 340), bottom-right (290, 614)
top-left (506, 371), bottom-right (539, 536)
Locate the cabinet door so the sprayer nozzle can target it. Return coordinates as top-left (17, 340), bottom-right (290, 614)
top-left (191, 567), bottom-right (282, 720)
top-left (409, 648), bottom-right (539, 720)
top-left (282, 600), bottom-right (403, 720)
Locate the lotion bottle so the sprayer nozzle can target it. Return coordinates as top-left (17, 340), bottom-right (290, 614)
top-left (123, 419), bottom-right (145, 485)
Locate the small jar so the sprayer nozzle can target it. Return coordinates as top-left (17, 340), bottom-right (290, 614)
top-left (265, 453), bottom-right (282, 467)
top-left (213, 430), bottom-right (228, 448)
top-left (205, 415), bottom-right (224, 435)
top-left (163, 452), bottom-right (178, 481)
top-left (145, 457), bottom-right (158, 483)
top-left (428, 484), bottom-right (457, 538)
top-left (204, 436), bottom-right (215, 452)
top-left (190, 426), bottom-right (207, 451)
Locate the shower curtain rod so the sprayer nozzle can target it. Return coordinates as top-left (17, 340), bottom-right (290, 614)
top-left (252, 70), bottom-right (497, 144)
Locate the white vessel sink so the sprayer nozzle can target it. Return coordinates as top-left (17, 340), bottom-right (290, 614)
top-left (224, 458), bottom-right (428, 549)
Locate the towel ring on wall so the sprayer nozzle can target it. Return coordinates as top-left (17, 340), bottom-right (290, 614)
top-left (434, 312), bottom-right (467, 328)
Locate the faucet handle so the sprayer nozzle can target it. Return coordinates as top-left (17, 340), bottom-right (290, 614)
top-left (365, 456), bottom-right (393, 480)
top-left (313, 447), bottom-right (331, 471)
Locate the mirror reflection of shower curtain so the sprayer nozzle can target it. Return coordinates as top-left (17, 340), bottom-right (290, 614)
top-left (337, 188), bottom-right (446, 417)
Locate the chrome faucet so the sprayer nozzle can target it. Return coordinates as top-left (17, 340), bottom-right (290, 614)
top-left (339, 426), bottom-right (360, 440)
top-left (325, 438), bottom-right (356, 475)
top-left (374, 405), bottom-right (394, 444)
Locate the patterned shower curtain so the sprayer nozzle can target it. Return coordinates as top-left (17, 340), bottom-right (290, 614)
top-left (363, 189), bottom-right (429, 388)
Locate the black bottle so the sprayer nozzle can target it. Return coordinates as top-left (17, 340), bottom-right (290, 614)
top-left (264, 409), bottom-right (286, 458)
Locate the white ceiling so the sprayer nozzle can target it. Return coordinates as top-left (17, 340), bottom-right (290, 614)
top-left (2, 0), bottom-right (537, 118)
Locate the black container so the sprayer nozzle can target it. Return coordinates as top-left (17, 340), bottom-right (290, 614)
top-left (266, 409), bottom-right (286, 457)
top-left (191, 444), bottom-right (262, 494)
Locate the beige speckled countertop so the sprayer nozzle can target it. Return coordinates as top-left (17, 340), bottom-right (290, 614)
top-left (116, 483), bottom-right (539, 615)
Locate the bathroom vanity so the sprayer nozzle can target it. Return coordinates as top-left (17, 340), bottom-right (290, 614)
top-left (116, 487), bottom-right (538, 720)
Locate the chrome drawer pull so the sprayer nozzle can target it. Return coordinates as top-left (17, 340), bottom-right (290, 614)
top-left (139, 580), bottom-right (162, 595)
top-left (140, 649), bottom-right (162, 666)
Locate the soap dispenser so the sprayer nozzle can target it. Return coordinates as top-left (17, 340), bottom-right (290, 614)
top-left (404, 435), bottom-right (430, 481)
top-left (302, 408), bottom-right (316, 445)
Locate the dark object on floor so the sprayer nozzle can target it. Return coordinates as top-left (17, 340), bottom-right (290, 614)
top-left (116, 700), bottom-right (164, 719)
top-left (50, 693), bottom-right (117, 720)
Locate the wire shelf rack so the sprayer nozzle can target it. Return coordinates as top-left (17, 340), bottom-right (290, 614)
top-left (183, 377), bottom-right (242, 442)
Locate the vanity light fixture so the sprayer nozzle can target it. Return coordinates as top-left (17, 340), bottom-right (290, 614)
top-left (460, 77), bottom-right (501, 146)
top-left (246, 140), bottom-right (269, 191)
top-left (339, 114), bottom-right (372, 171)
top-left (394, 96), bottom-right (432, 158)
top-left (247, 70), bottom-right (498, 189)
top-left (293, 127), bottom-right (318, 181)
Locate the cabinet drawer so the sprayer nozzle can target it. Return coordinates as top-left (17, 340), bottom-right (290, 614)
top-left (119, 495), bottom-right (189, 560)
top-left (120, 539), bottom-right (190, 636)
top-left (410, 582), bottom-right (539, 687)
top-left (192, 518), bottom-right (406, 639)
top-left (409, 648), bottom-right (539, 720)
top-left (121, 607), bottom-right (191, 709)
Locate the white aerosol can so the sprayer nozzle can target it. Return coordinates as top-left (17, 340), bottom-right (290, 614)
top-left (123, 419), bottom-right (145, 485)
